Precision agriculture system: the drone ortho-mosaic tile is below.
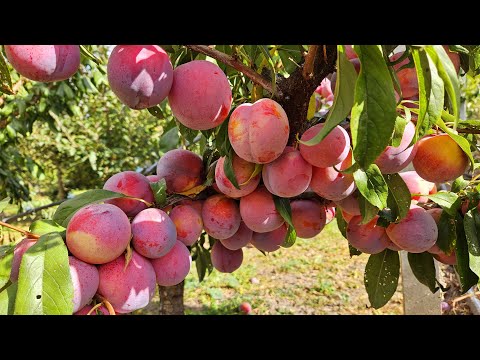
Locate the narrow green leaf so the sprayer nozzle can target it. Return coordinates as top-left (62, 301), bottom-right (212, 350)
top-left (454, 214), bottom-right (479, 293)
top-left (150, 178), bottom-right (167, 208)
top-left (0, 245), bottom-right (14, 289)
top-left (273, 196), bottom-right (294, 227)
top-left (364, 249), bottom-right (400, 309)
top-left (408, 252), bottom-right (438, 293)
top-left (176, 121), bottom-right (198, 144)
top-left (424, 191), bottom-right (461, 216)
top-left (147, 105), bottom-right (165, 119)
top-left (350, 45), bottom-right (397, 168)
top-left (29, 220), bottom-right (65, 236)
top-left (215, 119), bottom-right (230, 157)
top-left (224, 149), bottom-right (240, 190)
top-left (353, 164), bottom-right (388, 209)
top-left (53, 189), bottom-right (128, 227)
top-left (281, 225), bottom-right (297, 248)
top-left (436, 211), bottom-right (456, 254)
top-left (384, 173), bottom-right (411, 221)
top-left (426, 45), bottom-right (460, 121)
top-left (0, 282), bottom-right (17, 315)
top-left (0, 52), bottom-right (13, 95)
top-left (79, 45), bottom-right (103, 66)
top-left (358, 194), bottom-right (379, 224)
top-left (463, 210), bottom-right (480, 279)
top-left (336, 209), bottom-right (347, 239)
top-left (239, 164), bottom-right (262, 186)
top-left (195, 245), bottom-right (207, 282)
top-left (412, 48), bottom-right (444, 141)
top-left (258, 45), bottom-right (276, 95)
top-left (14, 233), bottom-right (73, 315)
top-left (349, 244), bottom-right (362, 257)
top-left (299, 45), bottom-right (357, 146)
top-left (159, 127), bottom-right (180, 153)
top-left (0, 197), bottom-right (11, 213)
top-left (391, 116), bottom-right (407, 147)
top-left (451, 176), bottom-right (469, 193)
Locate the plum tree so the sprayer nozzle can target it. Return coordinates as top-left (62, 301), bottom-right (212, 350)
top-left (2, 43), bottom-right (478, 315)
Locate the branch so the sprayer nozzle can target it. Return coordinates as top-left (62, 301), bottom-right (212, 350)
top-left (0, 220), bottom-right (40, 239)
top-left (457, 128), bottom-right (480, 134)
top-left (186, 45), bottom-right (281, 97)
top-left (302, 45), bottom-right (319, 80)
top-left (2, 199), bottom-right (66, 223)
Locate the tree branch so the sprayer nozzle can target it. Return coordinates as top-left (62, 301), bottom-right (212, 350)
top-left (2, 199), bottom-right (66, 223)
top-left (302, 45), bottom-right (319, 80)
top-left (186, 45), bottom-right (281, 97)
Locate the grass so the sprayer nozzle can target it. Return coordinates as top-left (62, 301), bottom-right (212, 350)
top-left (142, 220), bottom-right (404, 315)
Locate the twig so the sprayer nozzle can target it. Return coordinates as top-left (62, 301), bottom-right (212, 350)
top-left (2, 199), bottom-right (66, 223)
top-left (87, 302), bottom-right (105, 315)
top-left (0, 77), bottom-right (25, 107)
top-left (302, 45), bottom-right (319, 80)
top-left (452, 291), bottom-right (480, 306)
top-left (456, 128), bottom-right (480, 134)
top-left (0, 220), bottom-right (39, 239)
top-left (186, 45), bottom-right (281, 97)
top-left (95, 294), bottom-right (116, 315)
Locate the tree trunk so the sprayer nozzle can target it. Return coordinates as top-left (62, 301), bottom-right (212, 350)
top-left (56, 165), bottom-right (66, 200)
top-left (158, 282), bottom-right (185, 315)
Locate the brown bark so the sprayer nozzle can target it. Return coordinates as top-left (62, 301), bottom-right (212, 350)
top-left (158, 282), bottom-right (185, 315)
top-left (56, 164), bottom-right (66, 201)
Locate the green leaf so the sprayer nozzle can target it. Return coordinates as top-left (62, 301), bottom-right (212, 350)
top-left (451, 176), bottom-right (469, 193)
top-left (80, 45), bottom-right (103, 66)
top-left (282, 225), bottom-right (297, 248)
top-left (147, 105), bottom-right (165, 119)
top-left (353, 164), bottom-right (388, 209)
top-left (159, 127), bottom-right (180, 153)
top-left (273, 196), bottom-right (294, 228)
top-left (425, 191), bottom-right (461, 216)
top-left (0, 245), bottom-right (14, 289)
top-left (150, 178), bottom-right (167, 208)
top-left (358, 194), bottom-right (379, 224)
top-left (436, 117), bottom-right (475, 169)
top-left (454, 214), bottom-right (479, 293)
top-left (0, 197), bottom-right (11, 213)
top-left (412, 48), bottom-right (444, 141)
top-left (215, 118), bottom-right (230, 157)
top-left (384, 173), bottom-right (411, 221)
top-left (336, 209), bottom-right (347, 239)
top-left (350, 45), bottom-right (397, 168)
top-left (349, 244), bottom-right (362, 257)
top-left (258, 45), bottom-right (276, 95)
top-left (407, 252), bottom-right (438, 293)
top-left (463, 210), bottom-right (480, 279)
top-left (436, 211), bottom-right (456, 254)
top-left (53, 189), bottom-right (128, 227)
top-left (177, 121), bottom-right (198, 145)
top-left (391, 116), bottom-right (407, 147)
top-left (239, 164), bottom-right (262, 186)
top-left (364, 249), bottom-right (400, 309)
top-left (224, 149), bottom-right (240, 190)
top-left (0, 282), bottom-right (17, 315)
top-left (29, 220), bottom-right (65, 236)
top-left (426, 45), bottom-right (460, 122)
top-left (299, 45), bottom-right (357, 146)
top-left (0, 52), bottom-right (13, 95)
top-left (14, 233), bottom-right (73, 315)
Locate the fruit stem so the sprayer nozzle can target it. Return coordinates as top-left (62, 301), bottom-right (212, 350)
top-left (0, 220), bottom-right (40, 239)
top-left (96, 294), bottom-right (116, 315)
top-left (87, 302), bottom-right (104, 315)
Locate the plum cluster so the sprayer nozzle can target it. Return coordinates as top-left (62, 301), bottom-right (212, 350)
top-left (4, 45), bottom-right (466, 314)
